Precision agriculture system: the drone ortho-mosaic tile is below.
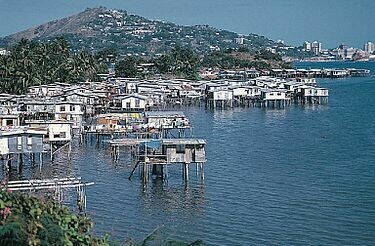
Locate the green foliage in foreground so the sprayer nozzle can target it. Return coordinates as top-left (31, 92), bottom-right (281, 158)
top-left (0, 189), bottom-right (205, 246)
top-left (0, 189), bottom-right (110, 245)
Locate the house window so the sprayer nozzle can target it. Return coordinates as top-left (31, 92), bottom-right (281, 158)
top-left (17, 136), bottom-right (22, 150)
top-left (6, 119), bottom-right (13, 126)
top-left (176, 144), bottom-right (185, 154)
top-left (27, 135), bottom-right (33, 145)
top-left (126, 102), bottom-right (131, 108)
top-left (70, 105), bottom-right (75, 111)
top-left (60, 106), bottom-right (65, 112)
top-left (60, 132), bottom-right (66, 139)
top-left (135, 99), bottom-right (140, 108)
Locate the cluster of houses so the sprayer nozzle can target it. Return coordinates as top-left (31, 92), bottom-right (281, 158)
top-left (0, 75), bottom-right (330, 129)
top-left (0, 75), bottom-right (329, 174)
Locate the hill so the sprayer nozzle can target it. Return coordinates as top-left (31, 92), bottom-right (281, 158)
top-left (1, 7), bottom-right (278, 56)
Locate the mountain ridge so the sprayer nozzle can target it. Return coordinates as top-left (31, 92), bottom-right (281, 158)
top-left (1, 7), bottom-right (279, 56)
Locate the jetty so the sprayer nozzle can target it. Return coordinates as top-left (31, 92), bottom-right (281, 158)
top-left (270, 68), bottom-right (370, 78)
top-left (3, 177), bottom-right (94, 212)
top-left (107, 138), bottom-right (206, 183)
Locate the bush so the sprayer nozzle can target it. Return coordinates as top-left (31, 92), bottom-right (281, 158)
top-left (0, 189), bottom-right (110, 245)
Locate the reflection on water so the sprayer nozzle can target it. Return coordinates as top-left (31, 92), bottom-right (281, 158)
top-left (264, 107), bottom-right (288, 118)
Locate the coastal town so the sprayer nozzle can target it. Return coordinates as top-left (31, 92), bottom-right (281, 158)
top-left (0, 70), bottom-right (339, 182)
top-left (1, 63), bottom-right (372, 172)
top-left (0, 3), bottom-right (375, 245)
top-left (282, 40), bottom-right (375, 62)
top-left (1, 64), bottom-right (371, 186)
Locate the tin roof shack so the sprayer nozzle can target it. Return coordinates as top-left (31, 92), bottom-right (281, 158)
top-left (248, 86), bottom-right (261, 98)
top-left (219, 69), bottom-right (259, 80)
top-left (144, 111), bottom-right (190, 138)
top-left (206, 89), bottom-right (233, 108)
top-left (0, 127), bottom-right (47, 171)
top-left (145, 111), bottom-right (189, 129)
top-left (120, 94), bottom-right (149, 112)
top-left (28, 85), bottom-right (61, 97)
top-left (22, 100), bottom-right (55, 121)
top-left (163, 139), bottom-right (206, 164)
top-left (283, 82), bottom-right (304, 98)
top-left (260, 89), bottom-right (290, 108)
top-left (299, 86), bottom-right (329, 104)
top-left (110, 138), bottom-right (207, 182)
top-left (124, 80), bottom-right (138, 93)
top-left (231, 86), bottom-right (250, 98)
top-left (89, 113), bottom-right (142, 133)
top-left (54, 102), bottom-right (84, 127)
top-left (137, 83), bottom-right (161, 94)
top-left (27, 120), bottom-right (73, 143)
top-left (0, 114), bottom-right (20, 128)
top-left (0, 94), bottom-right (18, 114)
top-left (60, 91), bottom-right (97, 105)
top-left (143, 138), bottom-right (206, 181)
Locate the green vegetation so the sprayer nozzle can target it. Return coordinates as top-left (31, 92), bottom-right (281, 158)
top-left (1, 8), bottom-right (278, 57)
top-left (0, 37), bottom-right (291, 95)
top-left (95, 47), bottom-right (118, 64)
top-left (255, 50), bottom-right (282, 61)
top-left (114, 45), bottom-right (290, 80)
top-left (115, 56), bottom-right (140, 77)
top-left (0, 37), bottom-right (107, 94)
top-left (154, 45), bottom-right (200, 80)
top-left (202, 49), bottom-right (289, 70)
top-left (280, 47), bottom-right (315, 59)
top-left (0, 188), bottom-right (205, 246)
top-left (0, 189), bottom-right (110, 245)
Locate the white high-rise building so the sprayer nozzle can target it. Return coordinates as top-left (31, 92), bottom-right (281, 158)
top-left (311, 41), bottom-right (322, 55)
top-left (364, 41), bottom-right (375, 54)
top-left (303, 41), bottom-right (311, 51)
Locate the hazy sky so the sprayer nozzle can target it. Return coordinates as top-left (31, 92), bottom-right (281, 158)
top-left (0, 0), bottom-right (374, 48)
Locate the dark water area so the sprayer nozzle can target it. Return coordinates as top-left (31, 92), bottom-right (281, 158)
top-left (3, 61), bottom-right (375, 244)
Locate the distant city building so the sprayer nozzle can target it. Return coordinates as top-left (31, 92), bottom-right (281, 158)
top-left (331, 44), bottom-right (357, 60)
top-left (0, 48), bottom-right (9, 56)
top-left (235, 37), bottom-right (245, 45)
top-left (364, 41), bottom-right (375, 54)
top-left (303, 41), bottom-right (322, 55)
top-left (338, 44), bottom-right (348, 50)
top-left (352, 49), bottom-right (367, 61)
top-left (265, 47), bottom-right (277, 54)
top-left (311, 41), bottom-right (322, 55)
top-left (303, 41), bottom-right (311, 51)
top-left (344, 48), bottom-right (357, 59)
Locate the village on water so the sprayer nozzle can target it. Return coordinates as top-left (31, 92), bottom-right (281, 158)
top-left (0, 66), bottom-right (370, 207)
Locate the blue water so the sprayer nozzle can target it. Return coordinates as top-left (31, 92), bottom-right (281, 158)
top-left (4, 61), bottom-right (375, 244)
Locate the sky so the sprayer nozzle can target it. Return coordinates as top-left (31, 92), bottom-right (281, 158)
top-left (0, 0), bottom-right (374, 49)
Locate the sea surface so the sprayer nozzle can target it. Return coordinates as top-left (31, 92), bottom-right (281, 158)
top-left (4, 61), bottom-right (375, 245)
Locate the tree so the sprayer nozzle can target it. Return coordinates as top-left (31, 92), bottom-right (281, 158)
top-left (0, 38), bottom-right (107, 94)
top-left (115, 56), bottom-right (139, 77)
top-left (154, 45), bottom-right (200, 79)
top-left (95, 48), bottom-right (118, 64)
